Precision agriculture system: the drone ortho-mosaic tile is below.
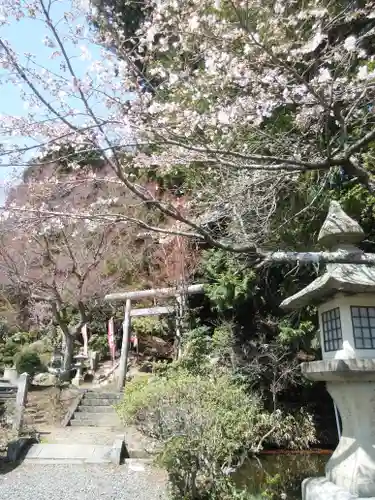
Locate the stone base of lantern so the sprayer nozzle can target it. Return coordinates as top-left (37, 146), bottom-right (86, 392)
top-left (301, 359), bottom-right (375, 498)
top-left (302, 477), bottom-right (375, 500)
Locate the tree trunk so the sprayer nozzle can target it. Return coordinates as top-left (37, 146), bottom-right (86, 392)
top-left (63, 333), bottom-right (74, 372)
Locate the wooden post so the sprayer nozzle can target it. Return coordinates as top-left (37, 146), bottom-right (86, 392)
top-left (117, 299), bottom-right (131, 392)
top-left (175, 294), bottom-right (183, 360)
top-left (13, 372), bottom-right (29, 434)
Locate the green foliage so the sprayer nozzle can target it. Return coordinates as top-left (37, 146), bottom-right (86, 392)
top-left (211, 323), bottom-right (235, 362)
top-left (14, 349), bottom-right (45, 376)
top-left (88, 334), bottom-right (110, 360)
top-left (103, 257), bottom-right (135, 284)
top-left (178, 326), bottom-right (212, 374)
top-left (0, 319), bottom-right (10, 343)
top-left (117, 368), bottom-right (315, 500)
top-left (11, 331), bottom-right (38, 344)
top-left (202, 249), bottom-right (257, 312)
top-left (260, 474), bottom-right (283, 499)
top-left (0, 340), bottom-right (19, 367)
top-left (132, 316), bottom-right (170, 340)
top-left (0, 331), bottom-right (40, 368)
top-left (278, 320), bottom-right (318, 350)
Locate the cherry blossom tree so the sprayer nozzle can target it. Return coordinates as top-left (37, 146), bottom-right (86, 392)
top-left (1, 1), bottom-right (375, 266)
top-left (0, 208), bottom-right (130, 370)
top-left (0, 146), bottom-right (148, 370)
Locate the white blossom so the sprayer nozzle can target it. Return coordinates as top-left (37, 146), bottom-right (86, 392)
top-left (217, 110), bottom-right (230, 125)
top-left (301, 31), bottom-right (324, 53)
top-left (357, 65), bottom-right (368, 80)
top-left (188, 15), bottom-right (199, 31)
top-left (344, 36), bottom-right (357, 52)
top-left (80, 45), bottom-right (91, 61)
top-left (317, 67), bottom-right (332, 83)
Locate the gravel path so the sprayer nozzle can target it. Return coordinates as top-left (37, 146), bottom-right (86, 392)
top-left (0, 462), bottom-right (167, 500)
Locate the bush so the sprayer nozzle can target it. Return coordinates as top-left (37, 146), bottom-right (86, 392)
top-left (88, 333), bottom-right (110, 360)
top-left (117, 370), bottom-right (316, 499)
top-left (14, 349), bottom-right (45, 377)
top-left (0, 331), bottom-right (39, 368)
top-left (132, 316), bottom-right (170, 339)
top-left (0, 340), bottom-right (20, 367)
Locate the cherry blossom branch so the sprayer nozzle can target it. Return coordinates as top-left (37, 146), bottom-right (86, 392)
top-left (1, 206), bottom-right (204, 240)
top-left (0, 40), bottom-right (78, 133)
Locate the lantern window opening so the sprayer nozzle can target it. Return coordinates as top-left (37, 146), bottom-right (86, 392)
top-left (350, 306), bottom-right (375, 349)
top-left (322, 307), bottom-right (343, 352)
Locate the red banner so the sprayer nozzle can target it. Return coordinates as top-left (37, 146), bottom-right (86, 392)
top-left (108, 317), bottom-right (115, 362)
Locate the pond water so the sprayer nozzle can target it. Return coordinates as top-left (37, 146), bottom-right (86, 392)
top-left (236, 451), bottom-right (331, 499)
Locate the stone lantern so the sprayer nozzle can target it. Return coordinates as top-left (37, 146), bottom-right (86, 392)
top-left (281, 201), bottom-right (375, 499)
top-left (72, 352), bottom-right (87, 387)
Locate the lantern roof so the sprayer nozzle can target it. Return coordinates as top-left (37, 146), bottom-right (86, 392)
top-left (281, 201), bottom-right (375, 310)
top-left (317, 201), bottom-right (364, 247)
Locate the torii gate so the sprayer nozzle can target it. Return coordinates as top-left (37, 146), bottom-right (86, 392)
top-left (104, 284), bottom-right (205, 391)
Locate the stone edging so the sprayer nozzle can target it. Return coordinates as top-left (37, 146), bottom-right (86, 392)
top-left (61, 390), bottom-right (86, 427)
top-left (7, 437), bottom-right (34, 462)
top-left (109, 435), bottom-right (126, 465)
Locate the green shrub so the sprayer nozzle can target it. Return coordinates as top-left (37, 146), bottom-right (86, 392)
top-left (14, 349), bottom-right (45, 377)
top-left (132, 315), bottom-right (171, 340)
top-left (0, 340), bottom-right (20, 367)
top-left (117, 370), bottom-right (316, 499)
top-left (88, 333), bottom-right (110, 360)
top-left (0, 331), bottom-right (40, 368)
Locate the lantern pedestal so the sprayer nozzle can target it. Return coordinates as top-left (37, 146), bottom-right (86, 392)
top-left (302, 477), bottom-right (375, 500)
top-left (302, 359), bottom-right (375, 499)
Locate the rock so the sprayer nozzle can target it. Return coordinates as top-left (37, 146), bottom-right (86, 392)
top-left (32, 372), bottom-right (58, 386)
top-left (141, 336), bottom-right (172, 358)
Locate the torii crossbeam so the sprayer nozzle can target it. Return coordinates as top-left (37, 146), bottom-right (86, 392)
top-left (104, 284), bottom-right (205, 390)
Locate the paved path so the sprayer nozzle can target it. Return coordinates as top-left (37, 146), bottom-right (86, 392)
top-left (25, 443), bottom-right (114, 464)
top-left (0, 462), bottom-right (167, 500)
top-left (24, 426), bottom-right (125, 464)
top-left (34, 424), bottom-right (158, 458)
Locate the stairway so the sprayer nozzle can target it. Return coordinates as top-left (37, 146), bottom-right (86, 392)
top-left (69, 390), bottom-right (122, 427)
top-left (0, 379), bottom-right (17, 401)
top-left (24, 401), bottom-right (49, 428)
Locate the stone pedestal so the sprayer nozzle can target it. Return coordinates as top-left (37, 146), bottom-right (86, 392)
top-left (301, 359), bottom-right (375, 499)
top-left (302, 478), bottom-right (375, 500)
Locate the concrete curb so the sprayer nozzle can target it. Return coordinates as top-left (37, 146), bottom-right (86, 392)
top-left (109, 435), bottom-right (126, 465)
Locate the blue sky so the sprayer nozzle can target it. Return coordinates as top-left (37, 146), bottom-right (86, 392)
top-left (0, 1), bottom-right (111, 202)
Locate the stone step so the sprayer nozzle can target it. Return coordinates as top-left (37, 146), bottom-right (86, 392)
top-left (83, 392), bottom-right (121, 400)
top-left (72, 412), bottom-right (120, 422)
top-left (78, 405), bottom-right (116, 413)
top-left (24, 443), bottom-right (113, 464)
top-left (70, 419), bottom-right (120, 427)
top-left (80, 398), bottom-right (119, 406)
